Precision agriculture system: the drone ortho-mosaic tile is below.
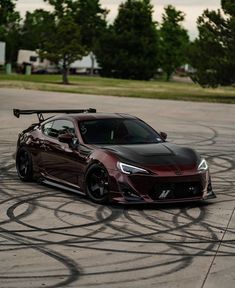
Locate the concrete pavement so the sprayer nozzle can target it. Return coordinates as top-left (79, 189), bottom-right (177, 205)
top-left (0, 88), bottom-right (234, 288)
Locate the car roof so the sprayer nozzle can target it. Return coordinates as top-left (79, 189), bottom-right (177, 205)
top-left (49, 113), bottom-right (138, 122)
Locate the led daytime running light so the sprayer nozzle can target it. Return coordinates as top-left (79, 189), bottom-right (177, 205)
top-left (118, 162), bottom-right (149, 175)
top-left (198, 158), bottom-right (208, 171)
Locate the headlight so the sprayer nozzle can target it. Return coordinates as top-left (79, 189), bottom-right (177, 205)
top-left (198, 158), bottom-right (208, 171)
top-left (117, 162), bottom-right (149, 175)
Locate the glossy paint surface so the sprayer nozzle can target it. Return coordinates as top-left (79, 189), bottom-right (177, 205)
top-left (16, 113), bottom-right (215, 203)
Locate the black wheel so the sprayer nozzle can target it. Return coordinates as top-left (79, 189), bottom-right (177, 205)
top-left (16, 147), bottom-right (33, 182)
top-left (85, 164), bottom-right (109, 204)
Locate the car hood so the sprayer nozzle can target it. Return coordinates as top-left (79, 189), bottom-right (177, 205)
top-left (102, 142), bottom-right (200, 170)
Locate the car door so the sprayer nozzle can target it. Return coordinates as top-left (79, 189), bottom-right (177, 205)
top-left (40, 119), bottom-right (85, 187)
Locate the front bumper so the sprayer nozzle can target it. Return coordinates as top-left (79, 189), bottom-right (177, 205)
top-left (108, 169), bottom-right (216, 204)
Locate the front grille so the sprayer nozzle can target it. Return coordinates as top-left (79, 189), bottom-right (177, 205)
top-left (149, 181), bottom-right (203, 201)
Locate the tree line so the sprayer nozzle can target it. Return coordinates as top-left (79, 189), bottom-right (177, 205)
top-left (0, 0), bottom-right (234, 87)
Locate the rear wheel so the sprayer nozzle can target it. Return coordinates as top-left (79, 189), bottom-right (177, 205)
top-left (85, 164), bottom-right (109, 204)
top-left (16, 147), bottom-right (33, 181)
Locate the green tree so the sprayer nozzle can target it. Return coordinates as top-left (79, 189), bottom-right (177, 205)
top-left (160, 5), bottom-right (189, 81)
top-left (94, 26), bottom-right (116, 77)
top-left (74, 0), bottom-right (107, 49)
top-left (43, 0), bottom-right (107, 83)
top-left (0, 0), bottom-right (15, 25)
top-left (44, 0), bottom-right (107, 50)
top-left (96, 0), bottom-right (160, 80)
top-left (20, 9), bottom-right (55, 51)
top-left (222, 0), bottom-right (235, 15)
top-left (73, 0), bottom-right (108, 75)
top-left (0, 0), bottom-right (21, 63)
top-left (41, 14), bottom-right (85, 84)
top-left (189, 0), bottom-right (235, 87)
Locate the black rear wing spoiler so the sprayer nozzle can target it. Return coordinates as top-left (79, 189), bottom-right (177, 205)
top-left (13, 108), bottom-right (96, 122)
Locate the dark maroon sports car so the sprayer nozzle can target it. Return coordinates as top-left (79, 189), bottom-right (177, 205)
top-left (13, 108), bottom-right (216, 204)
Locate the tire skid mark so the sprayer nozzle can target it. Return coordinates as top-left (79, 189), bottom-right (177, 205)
top-left (0, 121), bottom-right (234, 287)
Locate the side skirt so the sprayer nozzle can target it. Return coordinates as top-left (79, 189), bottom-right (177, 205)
top-left (40, 178), bottom-right (85, 196)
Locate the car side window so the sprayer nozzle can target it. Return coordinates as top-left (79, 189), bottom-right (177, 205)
top-left (42, 121), bottom-right (54, 137)
top-left (50, 120), bottom-right (75, 138)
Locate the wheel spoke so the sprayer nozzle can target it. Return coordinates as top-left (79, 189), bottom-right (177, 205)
top-left (16, 148), bottom-right (33, 181)
top-left (87, 167), bottom-right (109, 201)
top-left (23, 166), bottom-right (28, 175)
top-left (99, 186), bottom-right (104, 196)
top-left (90, 183), bottom-right (100, 192)
top-left (18, 151), bottom-right (30, 177)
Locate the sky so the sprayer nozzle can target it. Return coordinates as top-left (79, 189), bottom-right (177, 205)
top-left (16, 0), bottom-right (221, 39)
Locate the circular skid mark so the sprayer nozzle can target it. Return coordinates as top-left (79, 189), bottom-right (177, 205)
top-left (0, 121), bottom-right (234, 287)
top-left (167, 122), bottom-right (218, 146)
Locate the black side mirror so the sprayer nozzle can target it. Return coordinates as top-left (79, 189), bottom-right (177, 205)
top-left (160, 131), bottom-right (167, 140)
top-left (58, 133), bottom-right (74, 144)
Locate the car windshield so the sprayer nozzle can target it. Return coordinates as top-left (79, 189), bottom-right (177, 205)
top-left (78, 118), bottom-right (163, 145)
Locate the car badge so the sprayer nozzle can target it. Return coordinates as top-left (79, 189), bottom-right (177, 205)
top-left (159, 190), bottom-right (171, 199)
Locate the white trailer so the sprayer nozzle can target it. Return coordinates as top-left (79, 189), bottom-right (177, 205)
top-left (17, 49), bottom-right (99, 74)
top-left (70, 53), bottom-right (100, 74)
top-left (0, 42), bottom-right (6, 66)
top-left (17, 49), bottom-right (59, 73)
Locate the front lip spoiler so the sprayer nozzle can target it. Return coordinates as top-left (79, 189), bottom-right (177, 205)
top-left (112, 195), bottom-right (214, 205)
top-left (203, 191), bottom-right (217, 200)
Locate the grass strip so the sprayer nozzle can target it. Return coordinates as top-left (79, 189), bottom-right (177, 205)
top-left (0, 74), bottom-right (235, 104)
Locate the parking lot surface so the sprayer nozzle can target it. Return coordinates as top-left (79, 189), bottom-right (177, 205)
top-left (0, 88), bottom-right (234, 288)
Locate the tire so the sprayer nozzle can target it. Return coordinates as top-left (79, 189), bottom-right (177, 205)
top-left (16, 147), bottom-right (33, 182)
top-left (85, 164), bottom-right (110, 204)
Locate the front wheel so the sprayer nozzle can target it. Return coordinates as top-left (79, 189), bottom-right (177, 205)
top-left (85, 164), bottom-right (110, 204)
top-left (16, 147), bottom-right (33, 181)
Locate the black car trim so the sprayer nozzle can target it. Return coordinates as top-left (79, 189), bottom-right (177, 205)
top-left (13, 108), bottom-right (96, 122)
